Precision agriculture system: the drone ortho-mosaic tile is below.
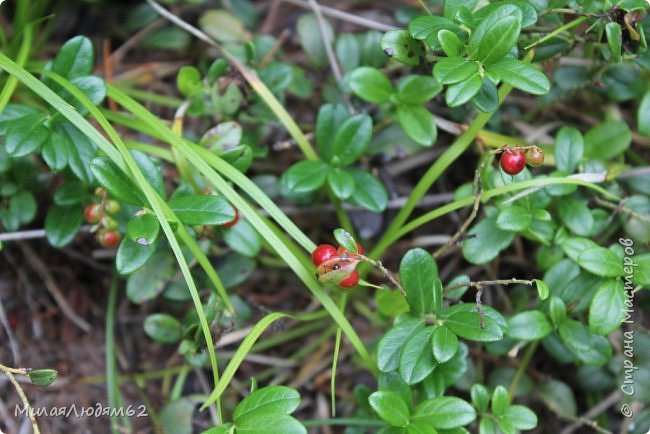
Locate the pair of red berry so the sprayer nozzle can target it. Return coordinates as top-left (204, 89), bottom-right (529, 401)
top-left (499, 146), bottom-right (544, 175)
top-left (312, 243), bottom-right (363, 288)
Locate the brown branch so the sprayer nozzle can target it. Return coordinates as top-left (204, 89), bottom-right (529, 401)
top-left (0, 364), bottom-right (41, 434)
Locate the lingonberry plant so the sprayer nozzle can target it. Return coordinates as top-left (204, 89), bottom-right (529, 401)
top-left (0, 0), bottom-right (649, 434)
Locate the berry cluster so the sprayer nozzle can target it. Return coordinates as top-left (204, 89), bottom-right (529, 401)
top-left (499, 145), bottom-right (545, 175)
top-left (84, 189), bottom-right (122, 248)
top-left (311, 243), bottom-right (363, 288)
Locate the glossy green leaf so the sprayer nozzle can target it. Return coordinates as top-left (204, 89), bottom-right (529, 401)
top-left (606, 22), bottom-right (622, 62)
top-left (561, 237), bottom-right (599, 262)
top-left (589, 279), bottom-right (627, 335)
top-left (431, 325), bottom-right (458, 363)
top-left (236, 414), bottom-right (306, 434)
top-left (537, 380), bottom-right (576, 418)
top-left (400, 248), bottom-right (438, 314)
top-left (473, 1), bottom-right (536, 28)
top-left (433, 57), bottom-right (479, 85)
top-left (44, 205), bottom-right (83, 248)
top-left (507, 311), bottom-right (552, 341)
top-left (259, 62), bottom-right (293, 94)
top-left (126, 250), bottom-right (175, 303)
top-left (631, 253), bottom-right (650, 286)
top-left (43, 125), bottom-right (72, 171)
top-left (335, 33), bottom-right (360, 72)
top-left (397, 75), bottom-right (442, 104)
top-left (559, 319), bottom-right (612, 366)
top-left (116, 236), bottom-right (157, 274)
top-left (333, 228), bottom-right (358, 253)
top-left (378, 371), bottom-right (412, 407)
top-left (554, 127), bottom-right (584, 173)
top-left (406, 421), bottom-right (438, 434)
top-left (578, 247), bottom-right (623, 277)
top-left (584, 121), bottom-right (631, 160)
top-left (51, 36), bottom-right (94, 79)
top-left (349, 67), bottom-right (395, 103)
top-left (444, 311), bottom-right (503, 342)
top-left (444, 0), bottom-right (477, 20)
top-left (91, 156), bottom-right (144, 205)
top-left (471, 78), bottom-right (499, 113)
top-left (469, 9), bottom-right (521, 65)
top-left (332, 114), bottom-right (373, 165)
top-left (5, 114), bottom-right (49, 157)
top-left (281, 160), bottom-right (329, 194)
top-left (480, 417), bottom-right (498, 434)
top-left (377, 317), bottom-right (425, 372)
top-left (557, 197), bottom-right (594, 237)
top-left (496, 205), bottom-right (531, 231)
top-left (168, 194), bottom-right (236, 226)
top-left (159, 397), bottom-right (197, 434)
top-left (471, 384), bottom-right (490, 412)
top-left (369, 391), bottom-right (411, 427)
top-left (491, 385), bottom-right (510, 417)
top-left (505, 405), bottom-right (538, 430)
top-left (223, 219), bottom-right (262, 257)
top-left (534, 279), bottom-right (550, 300)
top-left (199, 9), bottom-right (247, 43)
top-left (445, 73), bottom-right (483, 107)
top-left (296, 13), bottom-right (333, 67)
top-left (0, 103), bottom-right (42, 134)
top-left (327, 169), bottom-right (355, 199)
top-left (397, 104), bottom-right (437, 146)
top-left (234, 386), bottom-right (300, 421)
top-left (53, 181), bottom-right (86, 206)
top-left (316, 104), bottom-right (347, 158)
top-left (412, 397), bottom-right (476, 429)
top-left (548, 296), bottom-right (567, 326)
top-left (375, 288), bottom-right (410, 317)
top-left (345, 167), bottom-right (388, 212)
top-left (65, 76), bottom-right (107, 113)
top-left (8, 191), bottom-right (36, 225)
top-left (381, 30), bottom-right (425, 66)
top-left (61, 123), bottom-right (96, 183)
top-left (177, 66), bottom-right (202, 97)
top-left (399, 326), bottom-right (437, 384)
top-left (487, 58), bottom-right (550, 95)
top-left (438, 29), bottom-right (463, 57)
top-left (469, 13), bottom-right (521, 66)
top-left (144, 313), bottom-right (182, 344)
top-left (408, 16), bottom-right (460, 49)
top-left (131, 150), bottom-right (166, 199)
top-left (127, 213), bottom-right (160, 247)
top-left (28, 369), bottom-right (58, 387)
top-left (462, 216), bottom-right (515, 264)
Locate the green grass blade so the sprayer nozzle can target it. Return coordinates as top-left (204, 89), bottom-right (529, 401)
top-left (201, 312), bottom-right (293, 409)
top-left (0, 54), bottom-right (225, 419)
top-left (0, 24), bottom-right (33, 112)
top-left (145, 0), bottom-right (318, 161)
top-left (107, 86), bottom-right (375, 374)
top-left (390, 175), bottom-right (622, 246)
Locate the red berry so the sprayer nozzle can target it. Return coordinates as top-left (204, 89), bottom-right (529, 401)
top-left (84, 204), bottom-right (103, 224)
top-left (500, 150), bottom-right (526, 175)
top-left (525, 146), bottom-right (544, 167)
top-left (338, 271), bottom-right (359, 288)
top-left (97, 230), bottom-right (121, 248)
top-left (221, 208), bottom-right (239, 229)
top-left (312, 244), bottom-right (338, 266)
